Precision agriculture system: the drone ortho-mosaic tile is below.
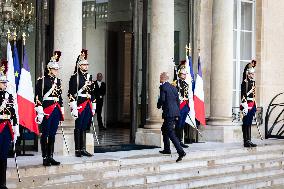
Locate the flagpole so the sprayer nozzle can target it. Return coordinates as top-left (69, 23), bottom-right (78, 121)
top-left (22, 32), bottom-right (26, 156)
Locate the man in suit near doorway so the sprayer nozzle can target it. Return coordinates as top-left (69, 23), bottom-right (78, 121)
top-left (157, 72), bottom-right (186, 162)
top-left (94, 73), bottom-right (106, 130)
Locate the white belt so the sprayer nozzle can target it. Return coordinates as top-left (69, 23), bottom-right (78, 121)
top-left (43, 97), bottom-right (59, 101)
top-left (78, 94), bottom-right (91, 99)
top-left (247, 97), bottom-right (254, 101)
top-left (0, 114), bottom-right (11, 119)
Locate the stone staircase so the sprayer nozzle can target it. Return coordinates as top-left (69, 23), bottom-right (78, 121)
top-left (6, 140), bottom-right (284, 189)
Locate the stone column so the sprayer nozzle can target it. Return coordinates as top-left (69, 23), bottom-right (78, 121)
top-left (136, 0), bottom-right (174, 146)
top-left (53, 1), bottom-right (94, 154)
top-left (202, 0), bottom-right (236, 142)
top-left (145, 0), bottom-right (175, 128)
top-left (54, 0), bottom-right (82, 121)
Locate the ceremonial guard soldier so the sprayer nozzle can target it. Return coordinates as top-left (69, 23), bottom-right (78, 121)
top-left (68, 49), bottom-right (96, 157)
top-left (240, 60), bottom-right (257, 148)
top-left (172, 65), bottom-right (190, 148)
top-left (35, 51), bottom-right (64, 166)
top-left (0, 59), bottom-right (18, 188)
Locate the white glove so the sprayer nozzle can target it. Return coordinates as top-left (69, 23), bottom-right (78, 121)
top-left (61, 107), bottom-right (65, 115)
top-left (71, 109), bottom-right (78, 119)
top-left (13, 125), bottom-right (20, 143)
top-left (69, 101), bottom-right (78, 119)
top-left (241, 102), bottom-right (248, 116)
top-left (92, 103), bottom-right (96, 115)
top-left (36, 113), bottom-right (44, 124)
top-left (69, 101), bottom-right (77, 110)
top-left (35, 106), bottom-right (45, 124)
top-left (35, 106), bottom-right (44, 115)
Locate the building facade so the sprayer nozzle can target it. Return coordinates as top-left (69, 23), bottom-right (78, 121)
top-left (10, 0), bottom-right (284, 147)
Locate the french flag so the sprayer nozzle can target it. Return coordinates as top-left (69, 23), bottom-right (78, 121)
top-left (194, 57), bottom-right (206, 126)
top-left (17, 46), bottom-right (39, 135)
top-left (7, 41), bottom-right (20, 140)
top-left (185, 55), bottom-right (196, 127)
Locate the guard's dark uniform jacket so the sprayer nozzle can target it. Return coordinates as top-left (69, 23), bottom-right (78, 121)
top-left (68, 70), bottom-right (96, 130)
top-left (241, 78), bottom-right (256, 125)
top-left (174, 79), bottom-right (189, 109)
top-left (35, 75), bottom-right (64, 122)
top-left (0, 91), bottom-right (17, 188)
top-left (0, 91), bottom-right (17, 158)
top-left (35, 74), bottom-right (64, 166)
top-left (68, 69), bottom-right (96, 157)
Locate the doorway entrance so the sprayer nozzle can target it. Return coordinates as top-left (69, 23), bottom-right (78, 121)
top-left (83, 0), bottom-right (134, 146)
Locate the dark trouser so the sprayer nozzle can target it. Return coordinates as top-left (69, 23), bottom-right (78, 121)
top-left (0, 126), bottom-right (12, 188)
top-left (242, 105), bottom-right (256, 143)
top-left (161, 117), bottom-right (185, 155)
top-left (96, 100), bottom-right (104, 128)
top-left (0, 159), bottom-right (7, 188)
top-left (41, 107), bottom-right (61, 159)
top-left (175, 105), bottom-right (190, 143)
top-left (74, 105), bottom-right (92, 154)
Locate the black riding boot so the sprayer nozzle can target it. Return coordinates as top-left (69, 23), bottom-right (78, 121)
top-left (242, 125), bottom-right (250, 148)
top-left (247, 125), bottom-right (257, 147)
top-left (48, 137), bottom-right (60, 166)
top-left (0, 159), bottom-right (8, 189)
top-left (74, 129), bottom-right (82, 157)
top-left (41, 137), bottom-right (51, 166)
top-left (80, 130), bottom-right (93, 157)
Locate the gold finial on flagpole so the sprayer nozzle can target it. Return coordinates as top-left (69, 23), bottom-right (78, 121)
top-left (185, 43), bottom-right (192, 56)
top-left (7, 29), bottom-right (11, 41)
top-left (22, 32), bottom-right (26, 45)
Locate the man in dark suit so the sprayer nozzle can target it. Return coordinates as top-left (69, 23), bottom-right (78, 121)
top-left (94, 73), bottom-right (106, 130)
top-left (157, 72), bottom-right (186, 162)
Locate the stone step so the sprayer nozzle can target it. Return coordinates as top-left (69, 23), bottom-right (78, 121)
top-left (120, 166), bottom-right (284, 189)
top-left (103, 150), bottom-right (284, 179)
top-left (119, 143), bottom-right (284, 166)
top-left (8, 154), bottom-right (284, 188)
top-left (103, 156), bottom-right (284, 188)
top-left (197, 173), bottom-right (284, 189)
top-left (8, 146), bottom-right (284, 182)
top-left (17, 162), bottom-right (284, 189)
top-left (8, 142), bottom-right (283, 179)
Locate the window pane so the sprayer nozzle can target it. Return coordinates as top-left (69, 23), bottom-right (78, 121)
top-left (233, 31), bottom-right (237, 59)
top-left (241, 2), bottom-right (253, 30)
top-left (234, 0), bottom-right (237, 29)
top-left (240, 32), bottom-right (252, 60)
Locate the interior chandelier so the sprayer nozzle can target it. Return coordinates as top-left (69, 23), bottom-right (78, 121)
top-left (0, 0), bottom-right (35, 44)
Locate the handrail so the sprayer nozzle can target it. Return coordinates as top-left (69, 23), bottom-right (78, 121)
top-left (265, 92), bottom-right (284, 139)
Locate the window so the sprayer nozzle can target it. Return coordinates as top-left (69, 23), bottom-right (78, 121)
top-left (233, 0), bottom-right (256, 107)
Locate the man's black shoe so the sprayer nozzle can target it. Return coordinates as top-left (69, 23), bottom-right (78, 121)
top-left (248, 140), bottom-right (257, 147)
top-left (49, 157), bottom-right (61, 166)
top-left (243, 141), bottom-right (251, 148)
top-left (176, 152), bottom-right (186, 162)
top-left (159, 150), bottom-right (171, 155)
top-left (180, 142), bottom-right (189, 148)
top-left (43, 157), bottom-right (51, 166)
top-left (81, 150), bottom-right (93, 157)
